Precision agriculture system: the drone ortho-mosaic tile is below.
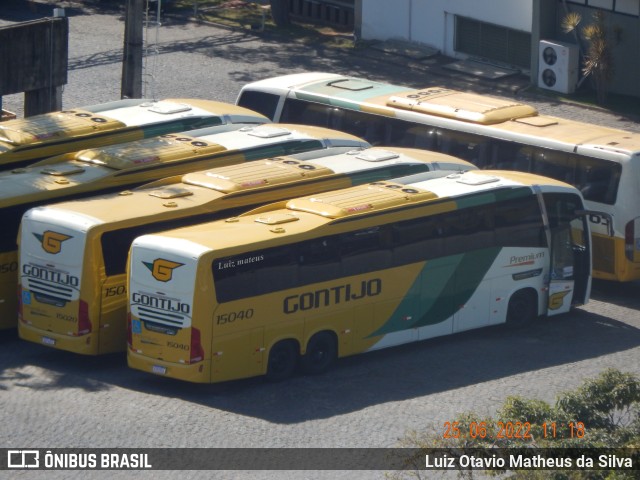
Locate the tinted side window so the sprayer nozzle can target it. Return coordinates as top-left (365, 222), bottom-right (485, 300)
top-left (282, 99), bottom-right (394, 145)
top-left (442, 206), bottom-right (494, 255)
top-left (494, 196), bottom-right (546, 248)
top-left (237, 90), bottom-right (280, 121)
top-left (340, 227), bottom-right (391, 276)
top-left (574, 158), bottom-right (621, 205)
top-left (297, 237), bottom-right (340, 285)
top-left (212, 195), bottom-right (546, 303)
top-left (524, 149), bottom-right (621, 206)
top-left (392, 216), bottom-right (445, 265)
top-left (214, 246), bottom-right (296, 303)
top-left (543, 192), bottom-right (584, 228)
top-left (280, 98), bottom-right (334, 128)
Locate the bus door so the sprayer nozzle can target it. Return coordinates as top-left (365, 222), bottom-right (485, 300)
top-left (544, 193), bottom-right (591, 316)
top-left (549, 221), bottom-right (575, 315)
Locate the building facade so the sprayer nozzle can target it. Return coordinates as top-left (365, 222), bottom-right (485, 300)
top-left (355, 0), bottom-right (640, 99)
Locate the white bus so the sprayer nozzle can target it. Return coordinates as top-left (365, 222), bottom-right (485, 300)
top-left (237, 72), bottom-right (640, 282)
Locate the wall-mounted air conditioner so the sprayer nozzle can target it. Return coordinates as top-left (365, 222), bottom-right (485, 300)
top-left (538, 40), bottom-right (579, 94)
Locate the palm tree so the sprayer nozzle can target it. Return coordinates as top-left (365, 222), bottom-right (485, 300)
top-left (562, 11), bottom-right (618, 105)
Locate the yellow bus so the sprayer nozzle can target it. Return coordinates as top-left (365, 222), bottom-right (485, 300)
top-left (0, 98), bottom-right (262, 170)
top-left (127, 170), bottom-right (596, 383)
top-left (3, 124), bottom-right (368, 331)
top-left (238, 72), bottom-right (640, 282)
top-left (18, 147), bottom-right (473, 354)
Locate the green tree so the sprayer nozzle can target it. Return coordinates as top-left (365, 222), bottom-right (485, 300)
top-left (389, 369), bottom-right (640, 479)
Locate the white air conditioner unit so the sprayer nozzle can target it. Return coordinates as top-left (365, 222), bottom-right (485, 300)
top-left (538, 40), bottom-right (579, 94)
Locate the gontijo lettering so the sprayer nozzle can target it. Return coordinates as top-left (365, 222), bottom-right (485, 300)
top-left (284, 278), bottom-right (381, 314)
top-left (22, 264), bottom-right (79, 287)
top-left (131, 292), bottom-right (190, 314)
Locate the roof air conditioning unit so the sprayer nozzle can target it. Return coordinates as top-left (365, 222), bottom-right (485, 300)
top-left (538, 40), bottom-right (579, 94)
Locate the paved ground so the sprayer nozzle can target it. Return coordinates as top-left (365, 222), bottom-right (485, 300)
top-left (0, 2), bottom-right (639, 479)
top-left (1, 280), bottom-right (639, 480)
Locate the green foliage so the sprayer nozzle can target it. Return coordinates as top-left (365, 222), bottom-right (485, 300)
top-left (557, 369), bottom-right (640, 433)
top-left (390, 369), bottom-right (640, 479)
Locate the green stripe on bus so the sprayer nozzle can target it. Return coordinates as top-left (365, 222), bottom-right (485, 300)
top-left (416, 247), bottom-right (501, 329)
top-left (298, 81), bottom-right (411, 102)
top-left (369, 247), bottom-right (501, 337)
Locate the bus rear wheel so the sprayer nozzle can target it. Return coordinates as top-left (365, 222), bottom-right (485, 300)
top-left (506, 289), bottom-right (538, 327)
top-left (300, 332), bottom-right (337, 375)
top-left (266, 340), bottom-right (298, 382)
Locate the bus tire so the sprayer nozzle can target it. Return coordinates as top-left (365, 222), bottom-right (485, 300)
top-left (506, 289), bottom-right (538, 327)
top-left (300, 331), bottom-right (337, 375)
top-left (266, 340), bottom-right (298, 382)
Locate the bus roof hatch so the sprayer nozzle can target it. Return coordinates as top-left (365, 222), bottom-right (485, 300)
top-left (287, 181), bottom-right (438, 218)
top-left (327, 79), bottom-right (376, 91)
top-left (356, 150), bottom-right (400, 162)
top-left (182, 159), bottom-right (331, 193)
top-left (387, 87), bottom-right (538, 125)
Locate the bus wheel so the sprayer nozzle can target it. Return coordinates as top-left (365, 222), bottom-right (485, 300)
top-left (506, 289), bottom-right (537, 327)
top-left (300, 332), bottom-right (337, 375)
top-left (266, 340), bottom-right (298, 382)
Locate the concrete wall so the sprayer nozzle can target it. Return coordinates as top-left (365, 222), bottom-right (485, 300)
top-left (361, 0), bottom-right (533, 57)
top-left (360, 0), bottom-right (639, 98)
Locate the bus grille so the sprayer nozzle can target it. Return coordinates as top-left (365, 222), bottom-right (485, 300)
top-left (136, 306), bottom-right (187, 329)
top-left (27, 279), bottom-right (74, 306)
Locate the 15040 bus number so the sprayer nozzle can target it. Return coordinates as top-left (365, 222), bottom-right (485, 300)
top-left (216, 309), bottom-right (254, 325)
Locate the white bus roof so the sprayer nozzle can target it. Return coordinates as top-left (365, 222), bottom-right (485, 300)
top-left (241, 73), bottom-right (640, 156)
top-left (29, 147), bottom-right (474, 225)
top-left (136, 170), bottom-right (579, 253)
top-left (285, 170), bottom-right (572, 219)
top-left (0, 124), bottom-right (369, 205)
top-left (0, 99), bottom-right (266, 146)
